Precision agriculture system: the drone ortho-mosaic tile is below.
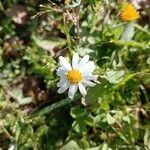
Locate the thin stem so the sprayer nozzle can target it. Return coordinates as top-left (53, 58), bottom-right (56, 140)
top-left (63, 15), bottom-right (72, 55)
top-left (75, 7), bottom-right (80, 45)
top-left (0, 124), bottom-right (12, 139)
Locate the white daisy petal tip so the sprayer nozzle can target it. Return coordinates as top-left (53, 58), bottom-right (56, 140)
top-left (68, 84), bottom-right (78, 99)
top-left (57, 53), bottom-right (97, 99)
top-left (56, 67), bottom-right (67, 77)
top-left (59, 56), bottom-right (72, 70)
top-left (82, 80), bottom-right (96, 87)
top-left (72, 53), bottom-right (79, 69)
top-left (81, 97), bottom-right (88, 106)
top-left (79, 82), bottom-right (87, 96)
top-left (93, 75), bottom-right (98, 82)
top-left (57, 82), bottom-right (69, 94)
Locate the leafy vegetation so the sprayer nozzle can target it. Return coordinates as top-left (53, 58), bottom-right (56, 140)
top-left (0, 0), bottom-right (150, 149)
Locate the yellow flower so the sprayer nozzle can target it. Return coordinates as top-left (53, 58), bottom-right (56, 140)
top-left (120, 3), bottom-right (140, 22)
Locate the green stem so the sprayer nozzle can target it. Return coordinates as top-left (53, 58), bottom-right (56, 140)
top-left (29, 96), bottom-right (80, 118)
top-left (0, 1), bottom-right (4, 12)
top-left (134, 24), bottom-right (150, 35)
top-left (66, 29), bottom-right (72, 54)
top-left (63, 16), bottom-right (72, 55)
top-left (75, 7), bottom-right (80, 45)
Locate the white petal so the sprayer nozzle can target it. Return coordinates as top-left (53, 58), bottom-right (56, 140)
top-left (82, 61), bottom-right (95, 73)
top-left (81, 97), bottom-right (87, 106)
top-left (57, 78), bottom-right (67, 87)
top-left (82, 80), bottom-right (96, 87)
top-left (57, 82), bottom-right (69, 94)
top-left (78, 82), bottom-right (87, 96)
top-left (57, 67), bottom-right (67, 77)
top-left (59, 56), bottom-right (72, 70)
top-left (78, 54), bottom-right (89, 69)
top-left (72, 53), bottom-right (79, 69)
top-left (68, 84), bottom-right (78, 99)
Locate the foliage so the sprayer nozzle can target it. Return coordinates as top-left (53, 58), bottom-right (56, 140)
top-left (0, 0), bottom-right (150, 149)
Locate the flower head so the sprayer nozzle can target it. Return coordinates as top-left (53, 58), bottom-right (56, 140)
top-left (57, 53), bottom-right (96, 99)
top-left (120, 3), bottom-right (140, 22)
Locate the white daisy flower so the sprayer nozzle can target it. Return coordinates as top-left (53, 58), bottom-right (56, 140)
top-left (57, 53), bottom-right (96, 99)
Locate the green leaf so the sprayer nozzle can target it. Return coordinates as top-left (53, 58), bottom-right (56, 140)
top-left (0, 57), bottom-right (3, 67)
top-left (106, 113), bottom-right (115, 125)
top-left (73, 120), bottom-right (88, 133)
top-left (84, 115), bottom-right (94, 126)
top-left (0, 2), bottom-right (4, 11)
top-left (112, 40), bottom-right (147, 48)
top-left (122, 116), bottom-right (131, 124)
top-left (120, 22), bottom-right (135, 41)
top-left (71, 107), bottom-right (85, 118)
top-left (76, 47), bottom-right (94, 56)
top-left (31, 63), bottom-right (54, 80)
top-left (144, 128), bottom-right (150, 150)
top-left (105, 69), bottom-right (125, 84)
top-left (99, 143), bottom-right (110, 150)
top-left (100, 100), bottom-right (110, 110)
top-left (35, 125), bottom-right (49, 138)
top-left (113, 73), bottom-right (137, 89)
top-left (71, 107), bottom-right (94, 133)
top-left (94, 113), bottom-right (107, 127)
top-left (61, 140), bottom-right (81, 150)
top-left (32, 35), bottom-right (66, 51)
top-left (85, 79), bottom-right (111, 104)
top-left (87, 147), bottom-right (100, 150)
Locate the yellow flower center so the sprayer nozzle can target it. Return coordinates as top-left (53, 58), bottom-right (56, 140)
top-left (120, 3), bottom-right (140, 22)
top-left (67, 69), bottom-right (82, 84)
